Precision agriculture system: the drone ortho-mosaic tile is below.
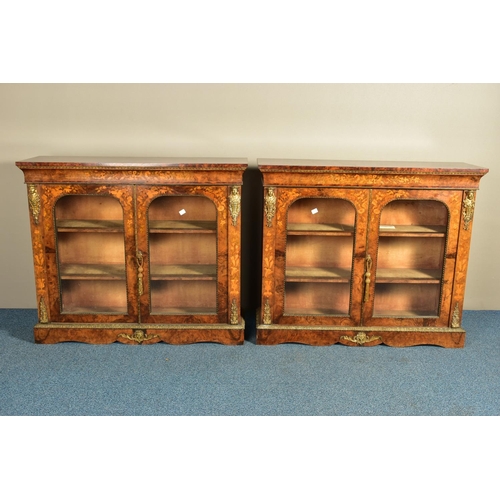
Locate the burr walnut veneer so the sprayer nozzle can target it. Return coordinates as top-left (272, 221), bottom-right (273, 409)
top-left (17, 156), bottom-right (247, 345)
top-left (257, 159), bottom-right (488, 347)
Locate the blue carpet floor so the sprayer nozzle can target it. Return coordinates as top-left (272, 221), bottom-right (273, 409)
top-left (1, 309), bottom-right (499, 416)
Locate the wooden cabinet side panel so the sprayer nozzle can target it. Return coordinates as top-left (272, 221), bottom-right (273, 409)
top-left (260, 186), bottom-right (278, 324)
top-left (227, 185), bottom-right (242, 325)
top-left (450, 190), bottom-right (477, 328)
top-left (26, 184), bottom-right (50, 323)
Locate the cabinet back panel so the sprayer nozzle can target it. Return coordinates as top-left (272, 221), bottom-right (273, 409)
top-left (287, 198), bottom-right (355, 226)
top-left (149, 233), bottom-right (216, 265)
top-left (377, 237), bottom-right (445, 269)
top-left (57, 233), bottom-right (126, 264)
top-left (285, 282), bottom-right (350, 315)
top-left (379, 199), bottom-right (448, 226)
top-left (55, 195), bottom-right (124, 220)
top-left (61, 280), bottom-right (128, 313)
top-left (148, 195), bottom-right (216, 221)
top-left (150, 281), bottom-right (217, 311)
top-left (373, 283), bottom-right (441, 316)
top-left (286, 235), bottom-right (354, 268)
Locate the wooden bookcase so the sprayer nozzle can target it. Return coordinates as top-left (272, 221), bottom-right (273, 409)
top-left (256, 159), bottom-right (488, 347)
top-left (17, 156), bottom-right (247, 345)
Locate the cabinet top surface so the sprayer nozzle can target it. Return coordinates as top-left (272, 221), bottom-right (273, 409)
top-left (16, 156), bottom-right (248, 169)
top-left (257, 158), bottom-right (488, 175)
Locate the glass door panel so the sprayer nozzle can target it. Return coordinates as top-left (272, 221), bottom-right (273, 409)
top-left (373, 199), bottom-right (448, 318)
top-left (55, 195), bottom-right (127, 314)
top-left (284, 198), bottom-right (355, 316)
top-left (147, 195), bottom-right (217, 315)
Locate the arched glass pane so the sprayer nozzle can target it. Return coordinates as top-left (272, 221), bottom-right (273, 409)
top-left (374, 199), bottom-right (448, 317)
top-left (285, 198), bottom-right (355, 316)
top-left (55, 195), bottom-right (127, 314)
top-left (148, 195), bottom-right (217, 315)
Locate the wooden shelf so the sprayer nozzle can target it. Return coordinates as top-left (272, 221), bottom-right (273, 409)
top-left (62, 306), bottom-right (128, 314)
top-left (284, 307), bottom-right (348, 316)
top-left (57, 220), bottom-right (124, 232)
top-left (373, 310), bottom-right (439, 318)
top-left (149, 220), bottom-right (217, 233)
top-left (287, 223), bottom-right (354, 236)
top-left (379, 225), bottom-right (446, 237)
top-left (56, 220), bottom-right (219, 233)
top-left (59, 263), bottom-right (126, 280)
top-left (285, 266), bottom-right (351, 282)
top-left (375, 268), bottom-right (442, 283)
top-left (151, 307), bottom-right (217, 315)
top-left (150, 264), bottom-right (217, 280)
top-left (59, 263), bottom-right (217, 281)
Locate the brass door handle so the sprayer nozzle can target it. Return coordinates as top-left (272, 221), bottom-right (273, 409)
top-left (363, 254), bottom-right (372, 302)
top-left (136, 250), bottom-right (144, 296)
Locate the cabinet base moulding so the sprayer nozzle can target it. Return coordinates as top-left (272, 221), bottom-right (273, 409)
top-left (256, 321), bottom-right (465, 348)
top-left (34, 321), bottom-right (245, 345)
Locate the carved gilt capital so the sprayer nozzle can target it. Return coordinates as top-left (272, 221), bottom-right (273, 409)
top-left (229, 186), bottom-right (241, 226)
top-left (28, 184), bottom-right (41, 225)
top-left (462, 190), bottom-right (475, 231)
top-left (264, 187), bottom-right (276, 228)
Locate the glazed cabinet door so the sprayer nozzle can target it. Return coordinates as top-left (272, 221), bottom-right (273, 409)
top-left (136, 185), bottom-right (234, 325)
top-left (41, 184), bottom-right (138, 323)
top-left (362, 189), bottom-right (462, 327)
top-left (261, 187), bottom-right (369, 326)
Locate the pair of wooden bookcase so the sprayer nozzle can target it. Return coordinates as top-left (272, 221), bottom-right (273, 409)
top-left (17, 156), bottom-right (487, 347)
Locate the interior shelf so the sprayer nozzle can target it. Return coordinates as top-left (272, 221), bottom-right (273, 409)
top-left (284, 307), bottom-right (349, 316)
top-left (56, 220), bottom-right (124, 232)
top-left (287, 223), bottom-right (354, 236)
top-left (372, 309), bottom-right (439, 318)
top-left (379, 224), bottom-right (446, 237)
top-left (150, 264), bottom-right (217, 280)
top-left (61, 306), bottom-right (128, 315)
top-left (59, 263), bottom-right (126, 280)
top-left (60, 263), bottom-right (217, 281)
top-left (285, 266), bottom-right (351, 282)
top-left (375, 268), bottom-right (442, 283)
top-left (151, 307), bottom-right (217, 315)
top-left (57, 219), bottom-right (218, 233)
top-left (149, 220), bottom-right (217, 233)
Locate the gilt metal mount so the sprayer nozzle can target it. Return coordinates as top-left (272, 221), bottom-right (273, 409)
top-left (462, 191), bottom-right (475, 230)
top-left (230, 299), bottom-right (239, 325)
top-left (118, 329), bottom-right (159, 344)
top-left (263, 299), bottom-right (272, 325)
top-left (38, 297), bottom-right (48, 324)
top-left (229, 186), bottom-right (241, 226)
top-left (28, 184), bottom-right (41, 225)
top-left (340, 332), bottom-right (382, 345)
top-left (451, 302), bottom-right (461, 328)
top-left (264, 188), bottom-right (277, 228)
